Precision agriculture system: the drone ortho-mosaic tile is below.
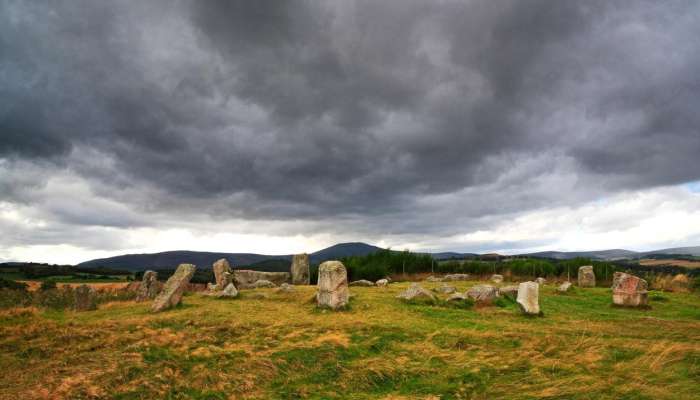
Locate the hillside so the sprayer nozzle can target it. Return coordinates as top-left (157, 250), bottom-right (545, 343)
top-left (78, 242), bottom-right (383, 271)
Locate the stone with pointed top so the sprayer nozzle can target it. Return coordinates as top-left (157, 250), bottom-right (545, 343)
top-left (291, 253), bottom-right (310, 285)
top-left (151, 263), bottom-right (196, 312)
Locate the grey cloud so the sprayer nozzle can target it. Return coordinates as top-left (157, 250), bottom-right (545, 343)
top-left (0, 0), bottom-right (699, 247)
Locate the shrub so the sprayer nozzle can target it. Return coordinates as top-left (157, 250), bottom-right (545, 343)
top-left (34, 287), bottom-right (74, 310)
top-left (0, 288), bottom-right (32, 309)
top-left (0, 278), bottom-right (28, 291)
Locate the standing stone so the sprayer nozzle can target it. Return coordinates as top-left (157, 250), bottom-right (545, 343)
top-left (316, 261), bottom-right (349, 310)
top-left (74, 284), bottom-right (97, 311)
top-left (151, 264), bottom-right (196, 313)
top-left (611, 272), bottom-right (648, 307)
top-left (466, 285), bottom-right (499, 304)
top-left (578, 265), bottom-right (596, 288)
top-left (375, 279), bottom-right (389, 287)
top-left (558, 281), bottom-right (572, 293)
top-left (136, 270), bottom-right (161, 302)
top-left (491, 274), bottom-right (504, 284)
top-left (517, 281), bottom-right (540, 315)
top-left (291, 253), bottom-right (310, 285)
top-left (213, 259), bottom-right (233, 289)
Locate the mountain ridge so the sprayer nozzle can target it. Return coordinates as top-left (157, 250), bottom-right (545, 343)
top-left (70, 243), bottom-right (700, 271)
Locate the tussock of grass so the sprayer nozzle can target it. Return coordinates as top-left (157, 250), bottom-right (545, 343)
top-left (0, 282), bottom-right (699, 399)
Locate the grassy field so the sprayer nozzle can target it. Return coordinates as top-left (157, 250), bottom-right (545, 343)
top-left (1, 281), bottom-right (699, 399)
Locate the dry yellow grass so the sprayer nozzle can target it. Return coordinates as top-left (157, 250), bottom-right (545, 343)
top-left (1, 282), bottom-right (699, 399)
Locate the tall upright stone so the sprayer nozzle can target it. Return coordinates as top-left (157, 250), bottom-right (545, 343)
top-left (611, 272), bottom-right (648, 307)
top-left (213, 258), bottom-right (233, 289)
top-left (516, 281), bottom-right (540, 315)
top-left (291, 253), bottom-right (310, 285)
top-left (151, 263), bottom-right (196, 313)
top-left (74, 284), bottom-right (97, 311)
top-left (578, 265), bottom-right (596, 287)
top-left (316, 260), bottom-right (349, 310)
top-left (136, 270), bottom-right (161, 302)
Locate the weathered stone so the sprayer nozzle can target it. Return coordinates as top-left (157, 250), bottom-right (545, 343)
top-left (207, 282), bottom-right (217, 291)
top-left (491, 274), bottom-right (504, 283)
top-left (248, 292), bottom-right (269, 299)
top-left (611, 272), bottom-right (648, 307)
top-left (349, 279), bottom-right (375, 287)
top-left (375, 279), bottom-right (389, 287)
top-left (433, 284), bottom-right (457, 294)
top-left (216, 283), bottom-right (239, 298)
top-left (466, 285), bottom-right (499, 304)
top-left (670, 274), bottom-right (690, 292)
top-left (213, 258), bottom-right (233, 289)
top-left (317, 261), bottom-right (350, 310)
top-left (447, 292), bottom-right (469, 302)
top-left (74, 284), bottom-right (97, 311)
top-left (558, 281), bottom-right (572, 293)
top-left (253, 279), bottom-right (276, 288)
top-left (151, 263), bottom-right (196, 313)
top-left (397, 283), bottom-right (437, 303)
top-left (535, 277), bottom-right (546, 286)
top-left (517, 281), bottom-right (540, 315)
top-left (234, 270), bottom-right (290, 288)
top-left (136, 270), bottom-right (161, 302)
top-left (425, 275), bottom-right (443, 282)
top-left (290, 253), bottom-right (310, 285)
top-left (277, 283), bottom-right (295, 292)
top-left (498, 285), bottom-right (519, 299)
top-left (443, 273), bottom-right (471, 282)
top-left (578, 265), bottom-right (596, 288)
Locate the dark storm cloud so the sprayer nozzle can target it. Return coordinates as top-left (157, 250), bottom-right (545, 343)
top-left (1, 0), bottom-right (699, 236)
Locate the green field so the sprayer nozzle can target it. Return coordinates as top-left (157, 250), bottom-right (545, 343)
top-left (1, 281), bottom-right (699, 399)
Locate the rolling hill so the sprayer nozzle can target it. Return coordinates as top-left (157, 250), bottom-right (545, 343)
top-left (77, 242), bottom-right (383, 271)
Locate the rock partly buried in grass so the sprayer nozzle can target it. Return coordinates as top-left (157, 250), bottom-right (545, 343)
top-left (491, 274), bottom-right (504, 283)
top-left (234, 270), bottom-right (290, 288)
top-left (317, 261), bottom-right (350, 310)
top-left (670, 274), bottom-right (690, 292)
top-left (349, 279), bottom-right (375, 287)
top-left (517, 281), bottom-right (540, 315)
top-left (136, 270), bottom-right (162, 302)
top-left (74, 284), bottom-right (97, 311)
top-left (443, 274), bottom-right (471, 282)
top-left (535, 277), bottom-right (546, 286)
top-left (291, 253), bottom-right (310, 285)
top-left (151, 263), bottom-right (196, 313)
top-left (375, 278), bottom-right (389, 287)
top-left (213, 258), bottom-right (233, 289)
top-left (612, 272), bottom-right (648, 307)
top-left (466, 285), bottom-right (499, 304)
top-left (498, 285), bottom-right (519, 299)
top-left (447, 292), bottom-right (468, 301)
top-left (558, 281), bottom-right (572, 293)
top-left (433, 284), bottom-right (457, 294)
top-left (277, 283), bottom-right (295, 292)
top-left (253, 279), bottom-right (276, 288)
top-left (214, 283), bottom-right (239, 298)
top-left (578, 265), bottom-right (596, 288)
top-left (425, 275), bottom-right (443, 282)
top-left (397, 283), bottom-right (437, 303)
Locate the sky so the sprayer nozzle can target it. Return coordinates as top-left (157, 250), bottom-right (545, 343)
top-left (1, 0), bottom-right (700, 265)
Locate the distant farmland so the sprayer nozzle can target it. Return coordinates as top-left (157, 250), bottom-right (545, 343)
top-left (639, 258), bottom-right (700, 269)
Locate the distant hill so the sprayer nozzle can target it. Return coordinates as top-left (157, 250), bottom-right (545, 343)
top-left (77, 242), bottom-right (384, 271)
top-left (524, 249), bottom-right (640, 260)
top-left (642, 246), bottom-right (700, 257)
